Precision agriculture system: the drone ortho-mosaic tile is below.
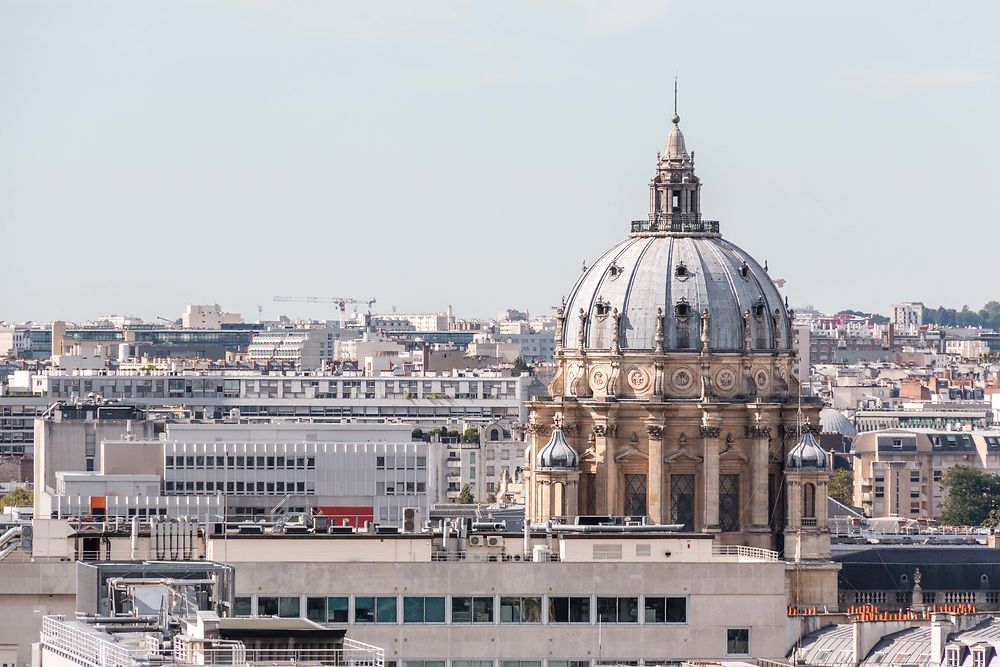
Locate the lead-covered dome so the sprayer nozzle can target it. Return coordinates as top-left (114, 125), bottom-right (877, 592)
top-left (562, 235), bottom-right (789, 352)
top-left (537, 429), bottom-right (578, 470)
top-left (557, 116), bottom-right (791, 354)
top-left (786, 430), bottom-right (828, 470)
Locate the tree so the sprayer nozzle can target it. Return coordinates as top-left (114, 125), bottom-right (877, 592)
top-left (940, 465), bottom-right (1000, 526)
top-left (462, 427), bottom-right (480, 443)
top-left (0, 487), bottom-right (32, 507)
top-left (512, 356), bottom-right (535, 376)
top-left (456, 483), bottom-right (475, 504)
top-left (410, 428), bottom-right (424, 441)
top-left (827, 469), bottom-right (854, 506)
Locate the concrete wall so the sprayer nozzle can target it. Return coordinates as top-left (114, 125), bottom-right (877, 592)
top-left (0, 561), bottom-right (75, 667)
top-left (231, 559), bottom-right (793, 662)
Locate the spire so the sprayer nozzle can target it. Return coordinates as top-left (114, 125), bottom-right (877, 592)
top-left (665, 77), bottom-right (687, 159)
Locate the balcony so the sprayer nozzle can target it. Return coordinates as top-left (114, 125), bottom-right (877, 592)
top-left (631, 217), bottom-right (720, 235)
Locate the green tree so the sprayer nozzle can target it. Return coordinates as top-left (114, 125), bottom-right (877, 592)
top-left (0, 487), bottom-right (32, 507)
top-left (940, 465), bottom-right (1000, 526)
top-left (827, 469), bottom-right (854, 506)
top-left (410, 428), bottom-right (423, 441)
top-left (512, 356), bottom-right (534, 376)
top-left (456, 483), bottom-right (475, 504)
top-left (461, 427), bottom-right (480, 443)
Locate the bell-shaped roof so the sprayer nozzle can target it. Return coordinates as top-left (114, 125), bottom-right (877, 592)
top-left (786, 429), bottom-right (828, 471)
top-left (537, 428), bottom-right (578, 470)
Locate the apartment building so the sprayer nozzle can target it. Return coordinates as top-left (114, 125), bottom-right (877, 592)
top-left (852, 428), bottom-right (1000, 519)
top-left (11, 370), bottom-right (527, 430)
top-left (246, 327), bottom-right (342, 369)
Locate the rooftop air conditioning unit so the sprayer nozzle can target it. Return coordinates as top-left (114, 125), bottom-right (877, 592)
top-left (402, 507), bottom-right (421, 533)
top-left (486, 536), bottom-right (502, 547)
top-left (468, 535), bottom-right (484, 547)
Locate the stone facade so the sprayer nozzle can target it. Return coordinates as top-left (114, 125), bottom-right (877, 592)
top-left (525, 113), bottom-right (823, 553)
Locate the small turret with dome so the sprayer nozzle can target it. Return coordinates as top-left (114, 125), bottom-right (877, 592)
top-left (786, 425), bottom-right (828, 470)
top-left (537, 427), bottom-right (578, 470)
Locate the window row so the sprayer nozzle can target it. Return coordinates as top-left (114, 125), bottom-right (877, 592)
top-left (376, 455), bottom-right (429, 470)
top-left (166, 455), bottom-right (316, 470)
top-left (234, 595), bottom-right (687, 625)
top-left (165, 480), bottom-right (314, 495)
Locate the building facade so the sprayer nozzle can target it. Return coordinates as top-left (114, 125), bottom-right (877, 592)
top-left (525, 114), bottom-right (820, 552)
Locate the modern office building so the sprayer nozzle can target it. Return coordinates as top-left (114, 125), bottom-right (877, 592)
top-left (34, 406), bottom-right (428, 524)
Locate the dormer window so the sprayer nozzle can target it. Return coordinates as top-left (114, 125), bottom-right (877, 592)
top-left (973, 647), bottom-right (988, 667)
top-left (946, 646), bottom-right (963, 667)
top-left (752, 298), bottom-right (766, 319)
top-left (594, 298), bottom-right (611, 317)
top-left (608, 260), bottom-right (623, 279)
top-left (739, 262), bottom-right (750, 280)
top-left (674, 299), bottom-right (691, 320)
top-left (675, 262), bottom-right (689, 279)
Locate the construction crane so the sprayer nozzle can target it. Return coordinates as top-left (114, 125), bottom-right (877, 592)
top-left (273, 296), bottom-right (377, 324)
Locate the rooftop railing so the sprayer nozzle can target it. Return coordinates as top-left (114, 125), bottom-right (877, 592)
top-left (630, 219), bottom-right (720, 234)
top-left (42, 616), bottom-right (384, 667)
top-left (711, 544), bottom-right (780, 562)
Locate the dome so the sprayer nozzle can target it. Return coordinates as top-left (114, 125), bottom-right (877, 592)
top-left (786, 430), bottom-right (828, 470)
top-left (536, 428), bottom-right (578, 470)
top-left (819, 408), bottom-right (857, 438)
top-left (561, 235), bottom-right (790, 352)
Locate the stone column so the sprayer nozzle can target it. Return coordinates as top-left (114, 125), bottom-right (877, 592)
top-left (593, 424), bottom-right (612, 515)
top-left (748, 424), bottom-right (772, 531)
top-left (700, 418), bottom-right (722, 531)
top-left (647, 424), bottom-right (665, 523)
top-left (566, 478), bottom-right (579, 517)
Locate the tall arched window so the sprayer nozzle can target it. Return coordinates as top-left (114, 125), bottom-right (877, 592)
top-left (803, 483), bottom-right (816, 519)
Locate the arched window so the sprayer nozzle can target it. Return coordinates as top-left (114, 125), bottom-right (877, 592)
top-left (803, 483), bottom-right (816, 519)
top-left (490, 429), bottom-right (500, 442)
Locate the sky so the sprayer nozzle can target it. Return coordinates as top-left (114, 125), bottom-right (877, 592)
top-left (2, 1), bottom-right (998, 324)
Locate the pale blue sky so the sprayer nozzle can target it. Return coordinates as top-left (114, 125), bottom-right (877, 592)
top-left (2, 1), bottom-right (997, 323)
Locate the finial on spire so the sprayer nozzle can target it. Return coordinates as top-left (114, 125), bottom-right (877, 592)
top-left (672, 77), bottom-right (680, 125)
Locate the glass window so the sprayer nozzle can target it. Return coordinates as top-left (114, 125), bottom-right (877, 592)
top-left (624, 474), bottom-right (647, 516)
top-left (233, 597), bottom-right (251, 617)
top-left (403, 597), bottom-right (445, 623)
top-left (278, 597), bottom-right (300, 618)
top-left (644, 597), bottom-right (687, 623)
top-left (377, 596), bottom-right (398, 623)
top-left (499, 597), bottom-right (542, 623)
top-left (596, 597), bottom-right (638, 623)
top-left (355, 597), bottom-right (376, 623)
top-left (405, 662), bottom-right (446, 667)
top-left (548, 662), bottom-right (590, 667)
top-left (328, 597), bottom-right (349, 623)
top-left (306, 597), bottom-right (326, 622)
top-left (451, 597), bottom-right (494, 623)
top-left (719, 474), bottom-right (740, 532)
top-left (727, 628), bottom-right (750, 656)
top-left (670, 474), bottom-right (695, 530)
top-left (257, 597), bottom-right (279, 617)
top-left (549, 597), bottom-right (590, 623)
top-left (500, 662), bottom-right (540, 667)
top-left (453, 662), bottom-right (493, 667)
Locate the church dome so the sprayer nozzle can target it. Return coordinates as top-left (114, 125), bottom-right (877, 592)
top-left (561, 235), bottom-right (789, 352)
top-left (536, 428), bottom-right (578, 470)
top-left (558, 117), bottom-right (791, 354)
top-left (786, 430), bottom-right (828, 470)
top-left (819, 408), bottom-right (857, 438)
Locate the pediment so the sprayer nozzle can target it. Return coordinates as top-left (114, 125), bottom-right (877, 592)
top-left (664, 447), bottom-right (703, 464)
